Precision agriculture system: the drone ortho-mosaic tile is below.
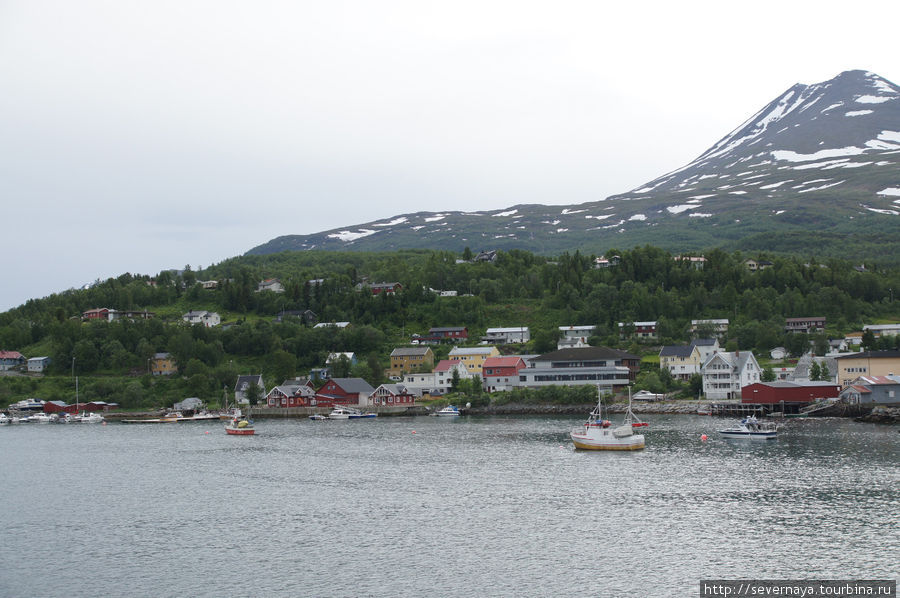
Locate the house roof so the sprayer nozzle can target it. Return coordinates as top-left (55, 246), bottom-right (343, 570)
top-left (660, 345), bottom-right (694, 358)
top-left (327, 378), bottom-right (375, 394)
top-left (377, 384), bottom-right (410, 395)
top-left (449, 347), bottom-right (497, 356)
top-left (0, 351), bottom-right (24, 359)
top-left (235, 375), bottom-right (263, 390)
top-left (838, 350), bottom-right (900, 360)
top-left (483, 356), bottom-right (525, 368)
top-left (692, 338), bottom-right (718, 347)
top-left (391, 347), bottom-right (432, 357)
top-left (534, 346), bottom-right (639, 362)
top-left (433, 359), bottom-right (463, 372)
top-left (429, 326), bottom-right (467, 333)
top-left (485, 327), bottom-right (530, 334)
top-left (855, 375), bottom-right (900, 385)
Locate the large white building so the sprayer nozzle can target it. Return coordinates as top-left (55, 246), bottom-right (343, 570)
top-left (701, 351), bottom-right (762, 400)
top-left (518, 347), bottom-right (639, 393)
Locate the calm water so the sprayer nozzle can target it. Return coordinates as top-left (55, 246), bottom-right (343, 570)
top-left (0, 415), bottom-right (897, 598)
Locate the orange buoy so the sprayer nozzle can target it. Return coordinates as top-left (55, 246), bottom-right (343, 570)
top-left (700, 434), bottom-right (708, 441)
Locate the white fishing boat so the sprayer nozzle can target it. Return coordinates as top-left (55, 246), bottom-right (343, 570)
top-left (570, 386), bottom-right (647, 451)
top-left (435, 405), bottom-right (461, 417)
top-left (717, 415), bottom-right (777, 440)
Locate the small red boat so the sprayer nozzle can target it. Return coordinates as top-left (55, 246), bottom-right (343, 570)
top-left (225, 417), bottom-right (255, 435)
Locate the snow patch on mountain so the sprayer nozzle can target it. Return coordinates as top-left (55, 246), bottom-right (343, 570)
top-left (773, 147), bottom-right (866, 162)
top-left (328, 229), bottom-right (377, 242)
top-left (628, 214), bottom-right (647, 221)
top-left (846, 110), bottom-right (873, 117)
top-left (856, 95), bottom-right (893, 104)
top-left (373, 217), bottom-right (408, 227)
top-left (689, 213), bottom-right (712, 218)
top-left (798, 180), bottom-right (844, 193)
top-left (492, 210), bottom-right (518, 217)
top-left (866, 208), bottom-right (899, 215)
top-left (561, 208), bottom-right (585, 215)
top-left (877, 188), bottom-right (900, 196)
top-left (667, 205), bottom-right (699, 215)
top-left (424, 214), bottom-right (446, 222)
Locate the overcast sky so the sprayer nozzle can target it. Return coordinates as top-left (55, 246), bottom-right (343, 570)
top-left (1, 0), bottom-right (898, 311)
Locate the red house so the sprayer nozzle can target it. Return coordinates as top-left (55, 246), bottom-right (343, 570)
top-left (314, 378), bottom-right (376, 407)
top-left (371, 384), bottom-right (417, 406)
top-left (482, 356), bottom-right (526, 392)
top-left (741, 382), bottom-right (841, 404)
top-left (370, 282), bottom-right (402, 295)
top-left (82, 308), bottom-right (111, 321)
top-left (266, 380), bottom-right (316, 407)
top-left (428, 327), bottom-right (468, 341)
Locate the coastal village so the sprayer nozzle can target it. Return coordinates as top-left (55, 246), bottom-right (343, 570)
top-left (3, 260), bottom-right (899, 421)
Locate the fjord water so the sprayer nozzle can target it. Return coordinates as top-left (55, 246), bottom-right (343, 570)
top-left (0, 415), bottom-right (897, 597)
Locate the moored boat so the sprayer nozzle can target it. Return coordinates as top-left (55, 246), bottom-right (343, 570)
top-left (225, 414), bottom-right (255, 435)
top-left (328, 406), bottom-right (358, 420)
top-left (435, 405), bottom-right (461, 417)
top-left (80, 412), bottom-right (105, 424)
top-left (717, 416), bottom-right (777, 440)
top-left (570, 386), bottom-right (646, 451)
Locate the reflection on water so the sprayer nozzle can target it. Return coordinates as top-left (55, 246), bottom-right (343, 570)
top-left (0, 415), bottom-right (897, 597)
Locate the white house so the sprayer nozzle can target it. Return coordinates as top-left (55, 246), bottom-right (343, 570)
top-left (27, 356), bottom-right (51, 373)
top-left (701, 351), bottom-right (762, 400)
top-left (403, 359), bottom-right (471, 395)
top-left (558, 325), bottom-right (596, 349)
top-left (183, 310), bottom-right (221, 327)
top-left (257, 278), bottom-right (285, 293)
top-left (483, 327), bottom-right (530, 344)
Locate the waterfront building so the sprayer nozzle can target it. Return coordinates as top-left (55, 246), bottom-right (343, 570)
top-left (839, 375), bottom-right (900, 405)
top-left (518, 347), bottom-right (639, 393)
top-left (741, 381), bottom-right (841, 405)
top-left (836, 351), bottom-right (900, 387)
top-left (371, 383), bottom-right (417, 406)
top-left (701, 351), bottom-right (762, 400)
top-left (314, 378), bottom-right (375, 407)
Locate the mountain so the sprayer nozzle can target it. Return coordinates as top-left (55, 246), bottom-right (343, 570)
top-left (248, 70), bottom-right (900, 261)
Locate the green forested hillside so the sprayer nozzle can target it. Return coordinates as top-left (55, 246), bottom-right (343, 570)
top-left (1, 246), bottom-right (898, 409)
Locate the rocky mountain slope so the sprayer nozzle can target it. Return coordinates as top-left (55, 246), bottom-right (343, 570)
top-left (248, 70), bottom-right (900, 261)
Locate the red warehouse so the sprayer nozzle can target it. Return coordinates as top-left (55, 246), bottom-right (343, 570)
top-left (741, 381), bottom-right (841, 404)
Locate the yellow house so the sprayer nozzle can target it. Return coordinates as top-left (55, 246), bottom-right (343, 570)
top-left (448, 346), bottom-right (501, 375)
top-left (389, 347), bottom-right (435, 378)
top-left (836, 351), bottom-right (900, 387)
top-left (150, 352), bottom-right (177, 376)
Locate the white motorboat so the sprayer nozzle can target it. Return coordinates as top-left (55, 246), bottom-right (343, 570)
top-left (328, 406), bottom-right (358, 420)
top-left (0, 413), bottom-right (10, 425)
top-left (570, 386), bottom-right (647, 451)
top-left (435, 405), bottom-right (460, 417)
top-left (717, 416), bottom-right (777, 440)
top-left (30, 413), bottom-right (53, 424)
top-left (10, 398), bottom-right (44, 412)
top-left (80, 412), bottom-right (105, 424)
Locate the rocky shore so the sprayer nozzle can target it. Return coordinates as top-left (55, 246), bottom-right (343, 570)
top-left (855, 405), bottom-right (900, 424)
